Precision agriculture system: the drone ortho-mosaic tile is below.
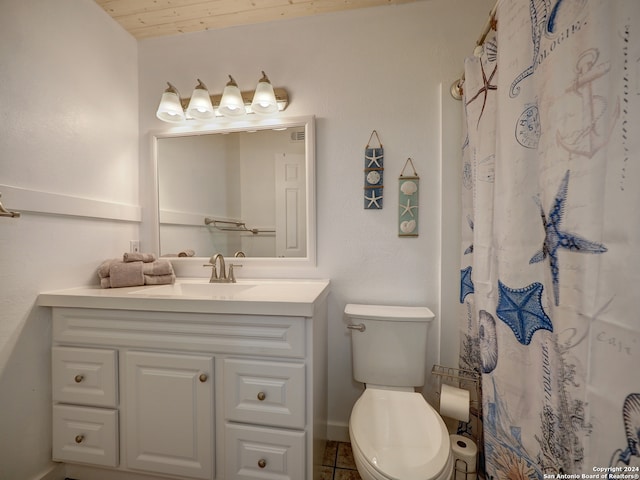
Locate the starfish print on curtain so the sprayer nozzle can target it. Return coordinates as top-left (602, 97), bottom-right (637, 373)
top-left (529, 170), bottom-right (607, 306)
top-left (496, 280), bottom-right (553, 345)
top-left (460, 266), bottom-right (474, 303)
top-left (466, 61), bottom-right (497, 128)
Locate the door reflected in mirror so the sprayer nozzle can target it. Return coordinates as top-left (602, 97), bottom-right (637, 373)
top-left (155, 117), bottom-right (313, 261)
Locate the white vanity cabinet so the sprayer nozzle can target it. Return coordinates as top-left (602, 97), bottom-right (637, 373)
top-left (42, 279), bottom-right (329, 480)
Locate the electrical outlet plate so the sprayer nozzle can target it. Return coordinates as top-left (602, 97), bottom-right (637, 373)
top-left (129, 240), bottom-right (140, 253)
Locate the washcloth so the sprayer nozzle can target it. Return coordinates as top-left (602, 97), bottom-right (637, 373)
top-left (109, 261), bottom-right (145, 288)
top-left (123, 252), bottom-right (157, 263)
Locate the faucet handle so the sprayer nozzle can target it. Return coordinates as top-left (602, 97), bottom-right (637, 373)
top-left (202, 262), bottom-right (217, 273)
top-left (203, 261), bottom-right (219, 283)
top-left (228, 264), bottom-right (242, 283)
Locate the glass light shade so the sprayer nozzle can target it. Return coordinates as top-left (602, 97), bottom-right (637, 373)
top-left (218, 75), bottom-right (246, 118)
top-left (186, 79), bottom-right (214, 120)
top-left (156, 83), bottom-right (185, 123)
top-left (251, 71), bottom-right (278, 115)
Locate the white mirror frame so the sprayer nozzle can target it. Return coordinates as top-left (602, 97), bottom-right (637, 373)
top-left (148, 115), bottom-right (316, 278)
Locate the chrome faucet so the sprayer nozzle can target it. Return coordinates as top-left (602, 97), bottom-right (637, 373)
top-left (205, 254), bottom-right (241, 283)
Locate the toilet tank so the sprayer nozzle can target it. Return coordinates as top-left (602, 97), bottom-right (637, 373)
top-left (345, 304), bottom-right (435, 387)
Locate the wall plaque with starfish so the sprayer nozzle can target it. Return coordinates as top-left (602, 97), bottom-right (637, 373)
top-left (398, 158), bottom-right (419, 237)
top-left (364, 130), bottom-right (384, 209)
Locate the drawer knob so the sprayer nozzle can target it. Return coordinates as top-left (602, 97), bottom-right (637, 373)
top-left (75, 435), bottom-right (84, 444)
top-left (199, 373), bottom-right (208, 383)
top-left (257, 391), bottom-right (266, 401)
top-left (258, 459), bottom-right (267, 469)
top-left (74, 374), bottom-right (84, 383)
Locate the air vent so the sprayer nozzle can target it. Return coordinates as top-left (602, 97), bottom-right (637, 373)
top-left (290, 130), bottom-right (305, 142)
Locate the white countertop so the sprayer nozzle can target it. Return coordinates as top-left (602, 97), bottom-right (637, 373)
top-left (38, 278), bottom-right (330, 317)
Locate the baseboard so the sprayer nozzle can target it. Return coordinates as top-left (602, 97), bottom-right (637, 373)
top-left (327, 420), bottom-right (350, 442)
top-left (32, 463), bottom-right (65, 480)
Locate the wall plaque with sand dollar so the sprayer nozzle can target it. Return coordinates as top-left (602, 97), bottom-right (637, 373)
top-left (398, 158), bottom-right (419, 237)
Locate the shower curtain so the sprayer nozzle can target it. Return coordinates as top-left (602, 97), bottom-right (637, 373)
top-left (459, 0), bottom-right (640, 477)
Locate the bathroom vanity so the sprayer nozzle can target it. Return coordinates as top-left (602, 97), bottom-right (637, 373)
top-left (38, 278), bottom-right (329, 480)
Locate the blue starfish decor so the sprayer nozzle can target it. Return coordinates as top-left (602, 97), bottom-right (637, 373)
top-left (529, 170), bottom-right (607, 306)
top-left (496, 280), bottom-right (553, 345)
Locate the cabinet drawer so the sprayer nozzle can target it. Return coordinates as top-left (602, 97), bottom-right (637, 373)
top-left (224, 358), bottom-right (305, 429)
top-left (52, 346), bottom-right (117, 408)
top-left (52, 404), bottom-right (118, 467)
top-left (225, 423), bottom-right (305, 480)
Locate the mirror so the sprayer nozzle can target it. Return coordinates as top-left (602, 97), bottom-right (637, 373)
top-left (152, 116), bottom-right (315, 267)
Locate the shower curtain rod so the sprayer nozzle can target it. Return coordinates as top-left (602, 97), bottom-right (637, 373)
top-left (450, 1), bottom-right (498, 100)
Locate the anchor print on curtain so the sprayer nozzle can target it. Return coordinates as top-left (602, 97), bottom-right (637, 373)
top-left (458, 0), bottom-right (640, 477)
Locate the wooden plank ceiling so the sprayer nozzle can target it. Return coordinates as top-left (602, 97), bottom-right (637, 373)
top-left (95, 0), bottom-right (422, 39)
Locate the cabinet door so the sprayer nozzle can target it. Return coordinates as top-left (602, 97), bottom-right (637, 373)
top-left (123, 351), bottom-right (214, 479)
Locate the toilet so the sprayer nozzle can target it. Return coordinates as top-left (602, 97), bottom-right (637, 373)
top-left (346, 304), bottom-right (453, 480)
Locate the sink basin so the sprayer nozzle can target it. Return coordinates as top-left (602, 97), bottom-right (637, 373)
top-left (129, 282), bottom-right (257, 299)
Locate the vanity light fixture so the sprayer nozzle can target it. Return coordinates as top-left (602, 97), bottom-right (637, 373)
top-left (218, 75), bottom-right (247, 118)
top-left (250, 71), bottom-right (278, 115)
top-left (156, 82), bottom-right (186, 123)
top-left (155, 72), bottom-right (288, 124)
top-left (186, 79), bottom-right (214, 120)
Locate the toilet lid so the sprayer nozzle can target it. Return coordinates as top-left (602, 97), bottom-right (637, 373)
top-left (350, 388), bottom-right (451, 480)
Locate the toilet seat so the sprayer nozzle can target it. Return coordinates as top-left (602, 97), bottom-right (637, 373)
top-left (349, 388), bottom-right (452, 480)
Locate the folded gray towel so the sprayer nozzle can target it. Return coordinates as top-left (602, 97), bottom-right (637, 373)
top-left (142, 260), bottom-right (174, 276)
top-left (98, 258), bottom-right (119, 279)
top-left (123, 252), bottom-right (157, 263)
top-left (109, 261), bottom-right (144, 288)
top-left (144, 274), bottom-right (176, 285)
top-left (98, 257), bottom-right (175, 288)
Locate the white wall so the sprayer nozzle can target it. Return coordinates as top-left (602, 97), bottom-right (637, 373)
top-left (138, 0), bottom-right (492, 438)
top-left (0, 0), bottom-right (138, 478)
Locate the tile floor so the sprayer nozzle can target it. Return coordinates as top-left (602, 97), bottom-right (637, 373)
top-left (320, 441), bottom-right (362, 480)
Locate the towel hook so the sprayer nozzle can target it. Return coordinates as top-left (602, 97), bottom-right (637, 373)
top-left (0, 193), bottom-right (20, 218)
